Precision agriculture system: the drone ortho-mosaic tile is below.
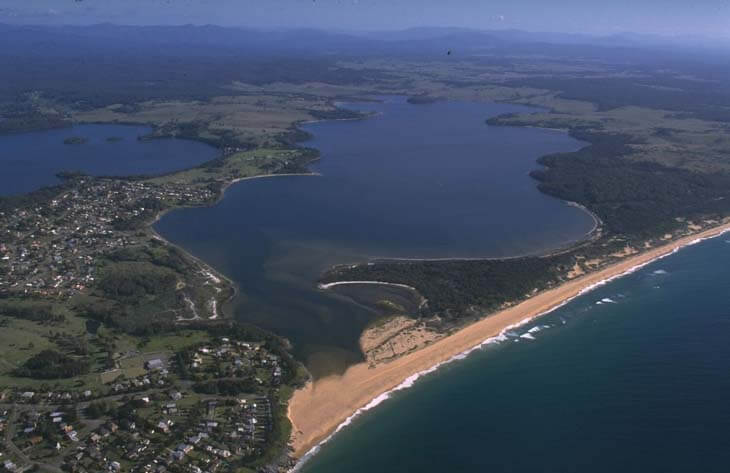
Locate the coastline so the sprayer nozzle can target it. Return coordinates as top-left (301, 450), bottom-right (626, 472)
top-left (288, 220), bottom-right (730, 467)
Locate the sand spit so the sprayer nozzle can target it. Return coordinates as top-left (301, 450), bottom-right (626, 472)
top-left (288, 222), bottom-right (730, 467)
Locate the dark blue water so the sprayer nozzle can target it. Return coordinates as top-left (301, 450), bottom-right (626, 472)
top-left (0, 124), bottom-right (218, 196)
top-left (155, 98), bottom-right (595, 373)
top-left (300, 236), bottom-right (730, 473)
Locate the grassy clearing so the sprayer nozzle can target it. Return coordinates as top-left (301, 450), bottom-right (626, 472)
top-left (0, 309), bottom-right (215, 391)
top-left (0, 310), bottom-right (107, 391)
top-left (133, 329), bottom-right (211, 353)
top-left (72, 94), bottom-right (333, 148)
top-left (118, 355), bottom-right (146, 378)
top-left (147, 148), bottom-right (305, 187)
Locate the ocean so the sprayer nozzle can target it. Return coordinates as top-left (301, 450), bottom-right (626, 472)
top-left (298, 235), bottom-right (730, 473)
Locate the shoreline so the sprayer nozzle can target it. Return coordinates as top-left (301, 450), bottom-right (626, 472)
top-left (149, 171), bottom-right (322, 321)
top-left (354, 200), bottom-right (601, 264)
top-left (317, 280), bottom-right (419, 291)
top-left (288, 220), bottom-right (730, 468)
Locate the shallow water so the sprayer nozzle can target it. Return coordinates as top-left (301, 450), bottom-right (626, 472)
top-left (299, 236), bottom-right (730, 473)
top-left (0, 123), bottom-right (218, 196)
top-left (156, 97), bottom-right (595, 374)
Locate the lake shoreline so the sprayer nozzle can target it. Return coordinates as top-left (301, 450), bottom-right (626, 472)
top-left (287, 220), bottom-right (730, 468)
top-left (149, 171), bottom-right (323, 320)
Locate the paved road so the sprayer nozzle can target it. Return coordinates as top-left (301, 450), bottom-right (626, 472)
top-left (3, 404), bottom-right (66, 473)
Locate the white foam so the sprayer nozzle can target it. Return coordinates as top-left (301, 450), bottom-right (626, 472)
top-left (290, 225), bottom-right (730, 472)
top-left (652, 269), bottom-right (668, 275)
top-left (596, 301), bottom-right (602, 305)
top-left (601, 297), bottom-right (617, 303)
top-left (519, 333), bottom-right (536, 340)
top-left (318, 280), bottom-right (417, 291)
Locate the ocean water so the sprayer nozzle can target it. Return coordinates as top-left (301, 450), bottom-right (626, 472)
top-left (0, 124), bottom-right (218, 196)
top-left (299, 236), bottom-right (730, 473)
top-left (155, 97), bottom-right (596, 374)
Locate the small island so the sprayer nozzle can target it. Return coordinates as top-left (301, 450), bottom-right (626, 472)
top-left (63, 136), bottom-right (88, 145)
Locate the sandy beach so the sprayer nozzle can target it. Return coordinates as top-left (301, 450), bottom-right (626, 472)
top-left (288, 221), bottom-right (730, 463)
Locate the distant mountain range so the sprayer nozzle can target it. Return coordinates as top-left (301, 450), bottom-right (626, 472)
top-left (1, 23), bottom-right (728, 60)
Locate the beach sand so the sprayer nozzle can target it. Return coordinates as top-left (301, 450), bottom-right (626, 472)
top-left (288, 221), bottom-right (730, 462)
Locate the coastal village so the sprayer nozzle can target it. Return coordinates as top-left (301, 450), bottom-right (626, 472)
top-left (0, 146), bottom-right (311, 472)
top-left (0, 177), bottom-right (215, 299)
top-left (0, 336), bottom-right (286, 472)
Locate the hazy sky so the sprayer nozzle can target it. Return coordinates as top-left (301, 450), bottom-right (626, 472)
top-left (2, 0), bottom-right (729, 38)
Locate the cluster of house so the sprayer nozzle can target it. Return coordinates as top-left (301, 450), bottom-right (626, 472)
top-left (187, 338), bottom-right (283, 385)
top-left (57, 393), bottom-right (274, 473)
top-left (0, 336), bottom-right (287, 472)
top-left (7, 389), bottom-right (93, 405)
top-left (15, 408), bottom-right (80, 449)
top-left (110, 367), bottom-right (171, 395)
top-left (3, 365), bottom-right (171, 408)
top-left (0, 177), bottom-right (215, 298)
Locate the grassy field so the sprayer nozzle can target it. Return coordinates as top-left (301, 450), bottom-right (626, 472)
top-left (0, 303), bottom-right (215, 391)
top-left (73, 94), bottom-right (342, 148)
top-left (146, 148), bottom-right (309, 187)
top-left (0, 311), bottom-right (107, 391)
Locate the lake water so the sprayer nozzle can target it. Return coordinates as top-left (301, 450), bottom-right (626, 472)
top-left (0, 123), bottom-right (218, 196)
top-left (299, 235), bottom-right (730, 473)
top-left (155, 97), bottom-right (595, 374)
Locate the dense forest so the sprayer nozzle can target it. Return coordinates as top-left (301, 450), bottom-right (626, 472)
top-left (526, 130), bottom-right (730, 238)
top-left (507, 75), bottom-right (730, 123)
top-left (14, 349), bottom-right (90, 379)
top-left (322, 254), bottom-right (574, 324)
top-left (533, 149), bottom-right (730, 238)
top-left (0, 300), bottom-right (65, 323)
top-left (73, 243), bottom-right (204, 335)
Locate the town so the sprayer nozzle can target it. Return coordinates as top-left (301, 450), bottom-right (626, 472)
top-left (0, 177), bottom-right (216, 299)
top-left (0, 336), bottom-right (290, 473)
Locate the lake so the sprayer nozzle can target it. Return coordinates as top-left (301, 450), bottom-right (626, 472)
top-left (155, 97), bottom-right (595, 375)
top-left (0, 123), bottom-right (218, 196)
top-left (298, 234), bottom-right (730, 473)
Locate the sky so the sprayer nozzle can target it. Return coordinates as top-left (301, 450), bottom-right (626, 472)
top-left (1, 0), bottom-right (729, 39)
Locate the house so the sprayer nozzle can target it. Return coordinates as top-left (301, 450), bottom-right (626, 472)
top-left (145, 359), bottom-right (164, 371)
top-left (176, 444), bottom-right (193, 455)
